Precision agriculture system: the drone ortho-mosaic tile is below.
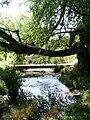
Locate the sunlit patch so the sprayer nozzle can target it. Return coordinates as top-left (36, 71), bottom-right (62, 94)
top-left (0, 0), bottom-right (29, 17)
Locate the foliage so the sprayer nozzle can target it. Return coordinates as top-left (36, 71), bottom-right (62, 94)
top-left (0, 0), bottom-right (90, 118)
top-left (0, 79), bottom-right (7, 95)
top-left (8, 93), bottom-right (64, 120)
top-left (82, 90), bottom-right (90, 105)
top-left (0, 64), bottom-right (90, 120)
top-left (0, 66), bottom-right (21, 103)
top-left (26, 54), bottom-right (76, 64)
top-left (0, 13), bottom-right (74, 65)
top-left (62, 103), bottom-right (90, 120)
top-left (62, 90), bottom-right (90, 120)
top-left (7, 85), bottom-right (90, 120)
top-left (60, 65), bottom-right (90, 90)
top-left (0, 70), bottom-right (9, 119)
top-left (0, 95), bottom-right (9, 116)
top-left (60, 65), bottom-right (90, 120)
top-left (0, 66), bottom-right (22, 118)
top-left (30, 0), bottom-right (90, 30)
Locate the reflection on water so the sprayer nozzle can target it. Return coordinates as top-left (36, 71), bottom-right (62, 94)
top-left (20, 74), bottom-right (75, 103)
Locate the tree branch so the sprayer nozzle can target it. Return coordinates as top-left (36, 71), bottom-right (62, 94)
top-left (0, 29), bottom-right (81, 57)
top-left (0, 41), bottom-right (10, 48)
top-left (20, 42), bottom-right (80, 57)
top-left (0, 30), bottom-right (21, 51)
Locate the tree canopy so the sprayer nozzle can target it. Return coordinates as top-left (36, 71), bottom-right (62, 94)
top-left (0, 0), bottom-right (90, 57)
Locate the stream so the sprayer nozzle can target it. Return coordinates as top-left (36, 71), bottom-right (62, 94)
top-left (19, 73), bottom-right (76, 118)
top-left (20, 73), bottom-right (75, 104)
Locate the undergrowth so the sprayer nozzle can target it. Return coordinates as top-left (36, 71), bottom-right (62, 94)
top-left (0, 65), bottom-right (90, 120)
top-left (60, 65), bottom-right (90, 120)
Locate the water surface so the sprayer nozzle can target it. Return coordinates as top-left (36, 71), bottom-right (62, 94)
top-left (20, 74), bottom-right (75, 103)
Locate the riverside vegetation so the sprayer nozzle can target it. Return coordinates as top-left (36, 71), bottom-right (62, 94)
top-left (0, 0), bottom-right (90, 118)
top-left (0, 57), bottom-right (90, 120)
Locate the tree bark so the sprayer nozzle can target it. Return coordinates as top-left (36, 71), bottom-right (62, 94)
top-left (0, 29), bottom-right (80, 57)
top-left (77, 31), bottom-right (90, 76)
top-left (1, 29), bottom-right (90, 76)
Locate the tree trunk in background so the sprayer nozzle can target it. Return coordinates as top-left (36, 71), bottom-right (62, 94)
top-left (77, 31), bottom-right (90, 76)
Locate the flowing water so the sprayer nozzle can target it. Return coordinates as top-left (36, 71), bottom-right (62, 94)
top-left (20, 74), bottom-right (75, 103)
top-left (19, 73), bottom-right (76, 119)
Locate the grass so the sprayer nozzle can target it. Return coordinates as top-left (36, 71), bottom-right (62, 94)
top-left (26, 54), bottom-right (76, 64)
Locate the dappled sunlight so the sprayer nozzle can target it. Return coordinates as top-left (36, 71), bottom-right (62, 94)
top-left (0, 0), bottom-right (90, 119)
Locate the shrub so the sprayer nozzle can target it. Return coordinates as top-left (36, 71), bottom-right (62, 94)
top-left (60, 65), bottom-right (90, 90)
top-left (0, 95), bottom-right (9, 118)
top-left (62, 103), bottom-right (90, 120)
top-left (0, 66), bottom-right (21, 103)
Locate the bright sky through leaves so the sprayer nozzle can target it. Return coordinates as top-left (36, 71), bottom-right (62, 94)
top-left (0, 0), bottom-right (29, 17)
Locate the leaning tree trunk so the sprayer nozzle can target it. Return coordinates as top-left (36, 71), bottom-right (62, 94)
top-left (77, 31), bottom-right (90, 76)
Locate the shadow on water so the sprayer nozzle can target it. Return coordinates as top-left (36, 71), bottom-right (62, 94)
top-left (18, 73), bottom-right (76, 119)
